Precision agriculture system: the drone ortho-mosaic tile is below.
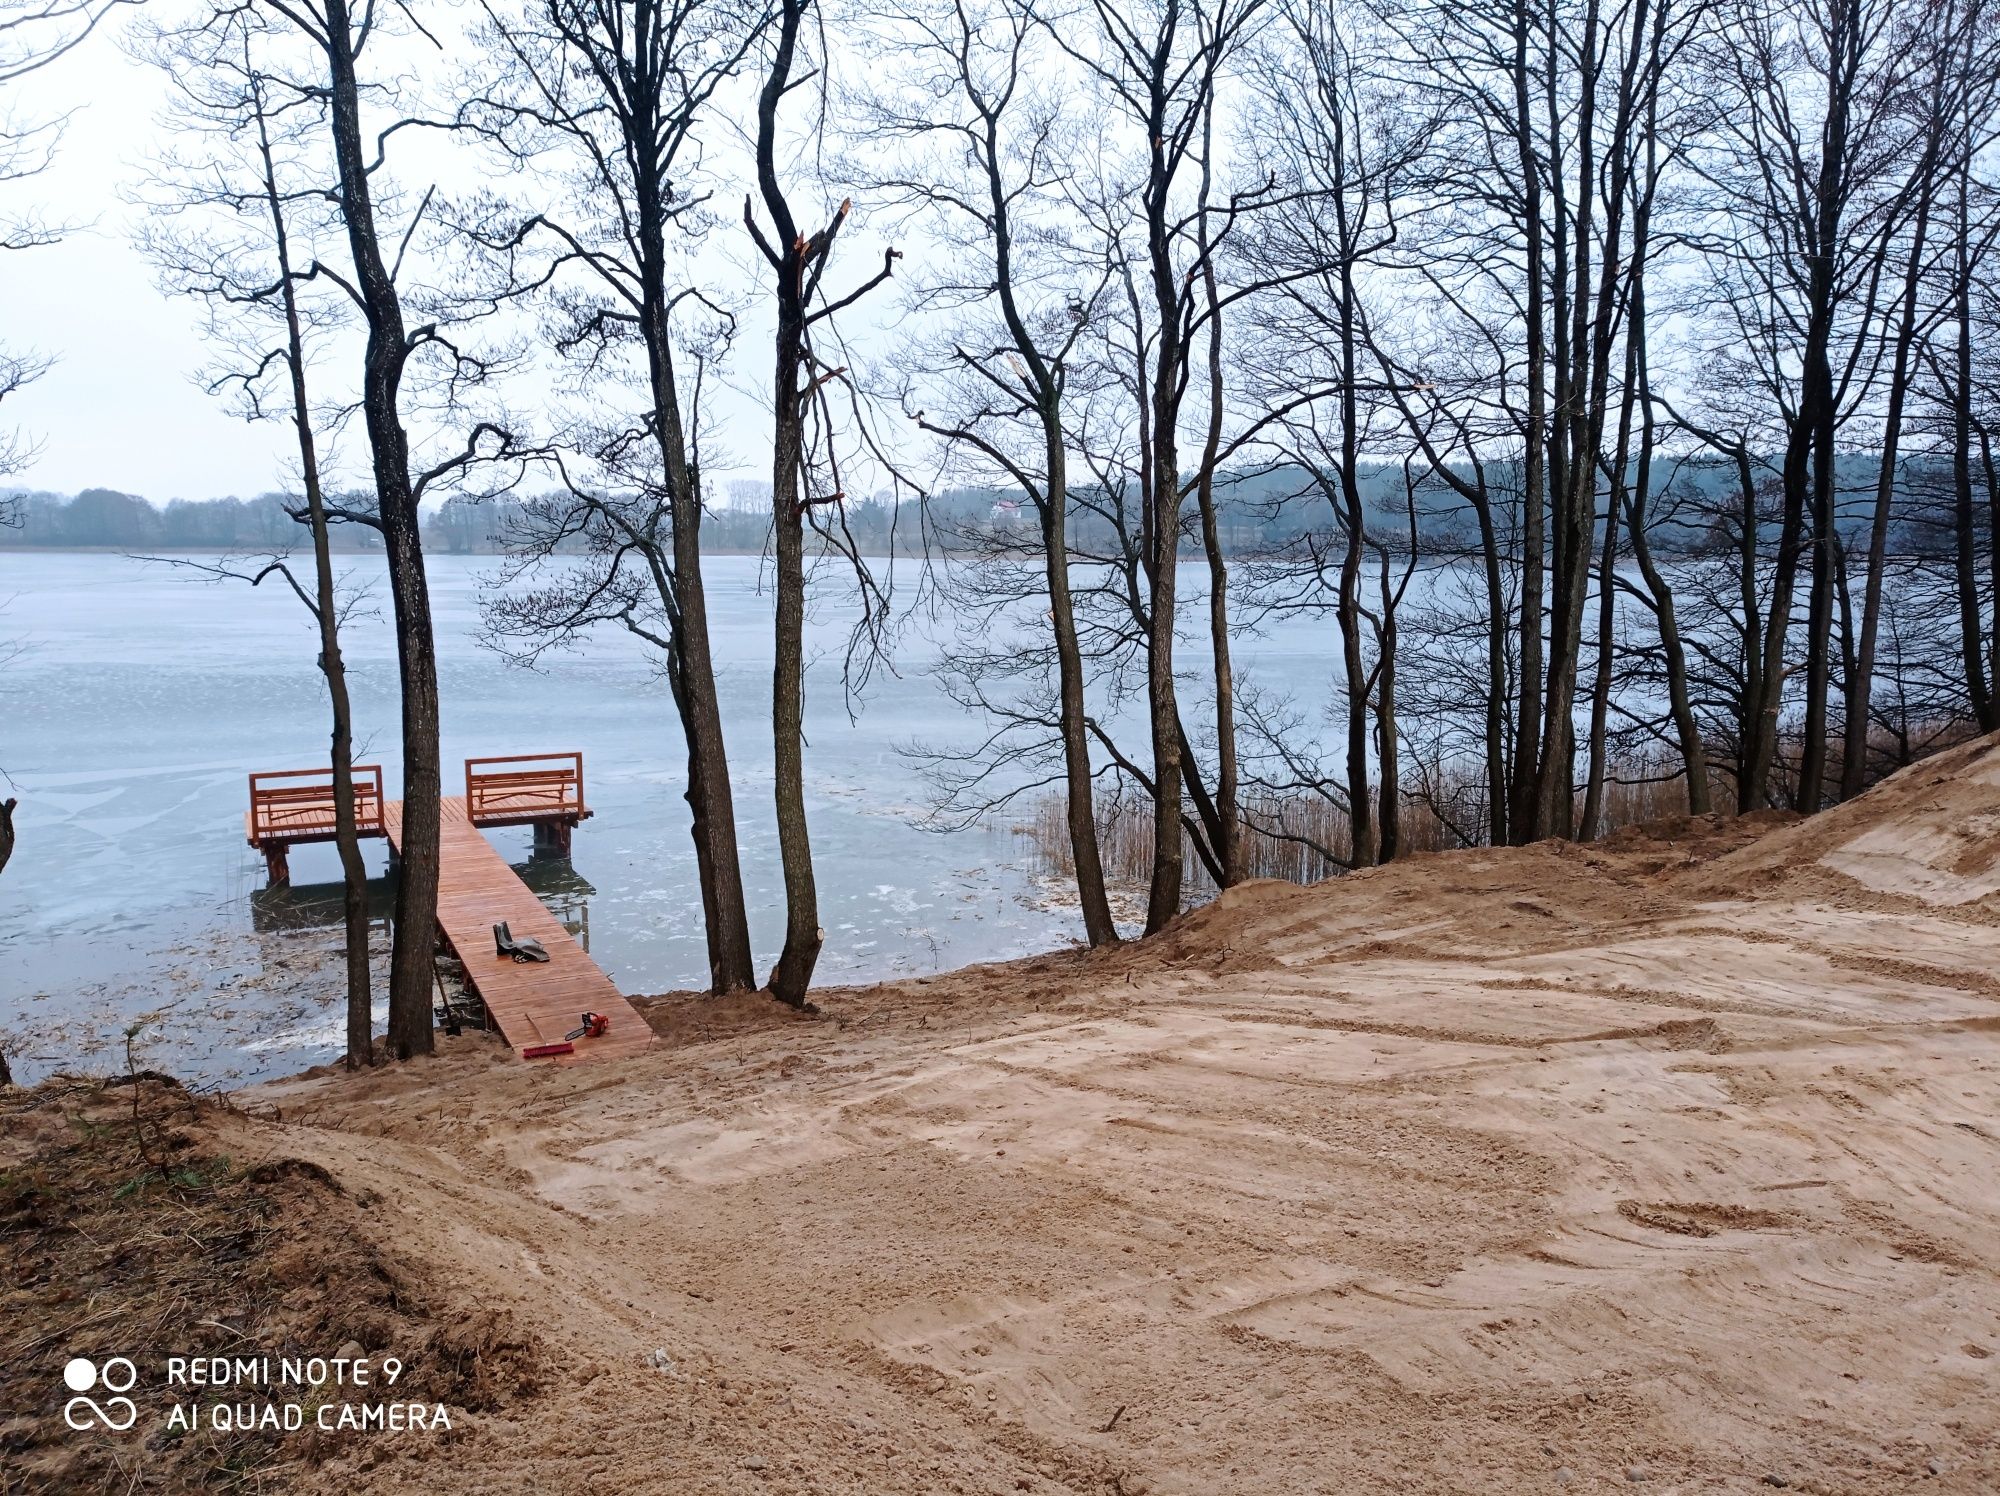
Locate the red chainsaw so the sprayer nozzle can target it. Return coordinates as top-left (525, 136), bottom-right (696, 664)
top-left (524, 1011), bottom-right (612, 1058)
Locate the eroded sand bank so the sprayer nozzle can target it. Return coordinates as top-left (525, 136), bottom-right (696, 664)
top-left (20, 735), bottom-right (2000, 1493)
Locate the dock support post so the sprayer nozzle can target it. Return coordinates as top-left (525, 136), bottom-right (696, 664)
top-left (262, 843), bottom-right (291, 889)
top-left (531, 819), bottom-right (573, 861)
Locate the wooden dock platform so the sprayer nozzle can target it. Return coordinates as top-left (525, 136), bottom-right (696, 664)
top-left (385, 798), bottom-right (653, 1063)
top-left (246, 752), bottom-right (650, 1064)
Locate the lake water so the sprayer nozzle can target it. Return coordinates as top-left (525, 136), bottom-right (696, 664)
top-left (1, 550), bottom-right (1345, 1085)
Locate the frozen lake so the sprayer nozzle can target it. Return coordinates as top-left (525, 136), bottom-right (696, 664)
top-left (0, 549), bottom-right (1347, 1084)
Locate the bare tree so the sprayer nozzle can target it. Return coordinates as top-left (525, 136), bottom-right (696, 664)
top-left (1689, 0), bottom-right (1913, 811)
top-left (858, 0), bottom-right (1121, 944)
top-left (460, 0), bottom-right (773, 993)
top-left (228, 0), bottom-right (523, 1056)
top-left (135, 8), bottom-right (377, 1065)
top-left (744, 0), bottom-right (901, 1005)
top-left (1918, 11), bottom-right (2000, 737)
top-left (1051, 0), bottom-right (1269, 929)
top-left (1238, 0), bottom-right (1433, 866)
top-left (4, 0), bottom-right (136, 458)
top-left (1837, 0), bottom-right (1999, 795)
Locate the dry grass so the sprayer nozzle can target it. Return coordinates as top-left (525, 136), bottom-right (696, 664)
top-left (0, 1076), bottom-right (542, 1493)
top-left (1015, 753), bottom-right (1725, 899)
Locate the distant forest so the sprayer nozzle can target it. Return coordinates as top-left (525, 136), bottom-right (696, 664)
top-left (1, 456), bottom-right (1970, 559)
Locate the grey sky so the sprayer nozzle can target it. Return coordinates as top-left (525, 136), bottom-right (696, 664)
top-left (3, 26), bottom-right (294, 497)
top-left (0, 13), bottom-right (954, 506)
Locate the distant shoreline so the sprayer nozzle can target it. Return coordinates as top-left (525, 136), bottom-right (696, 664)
top-left (0, 543), bottom-right (857, 559)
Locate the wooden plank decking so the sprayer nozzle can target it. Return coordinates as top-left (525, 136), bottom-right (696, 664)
top-left (245, 765), bottom-right (387, 845)
top-left (384, 797), bottom-right (652, 1063)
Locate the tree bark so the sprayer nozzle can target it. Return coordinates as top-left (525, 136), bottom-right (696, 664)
top-left (1790, 0), bottom-right (1862, 815)
top-left (1142, 118), bottom-right (1186, 933)
top-left (1508, 0), bottom-right (1548, 843)
top-left (1579, 453), bottom-right (1620, 841)
top-left (323, 0), bottom-right (435, 1058)
top-left (754, 0), bottom-right (828, 1005)
top-left (254, 78), bottom-right (373, 1067)
top-left (1191, 107), bottom-right (1242, 888)
top-left (1336, 475), bottom-right (1373, 867)
top-left (1843, 150), bottom-right (1936, 797)
top-left (1375, 537), bottom-right (1403, 862)
top-left (975, 90), bottom-right (1118, 946)
top-left (1043, 436), bottom-right (1119, 944)
top-left (767, 359), bottom-right (821, 1004)
top-left (1985, 427), bottom-right (2000, 722)
top-left (1950, 172), bottom-right (1996, 731)
top-left (638, 188), bottom-right (756, 995)
top-left (1534, 0), bottom-right (1604, 844)
top-left (1624, 307), bottom-right (1709, 815)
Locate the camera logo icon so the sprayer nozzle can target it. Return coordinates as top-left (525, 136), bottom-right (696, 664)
top-left (62, 1357), bottom-right (139, 1431)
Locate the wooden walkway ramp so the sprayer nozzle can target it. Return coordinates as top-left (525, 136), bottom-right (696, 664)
top-left (385, 797), bottom-right (653, 1063)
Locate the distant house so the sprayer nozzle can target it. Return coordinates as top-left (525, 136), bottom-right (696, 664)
top-left (990, 498), bottom-right (1026, 525)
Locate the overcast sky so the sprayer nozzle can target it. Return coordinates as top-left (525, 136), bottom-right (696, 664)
top-left (0, 13), bottom-right (990, 508)
top-left (2, 25), bottom-right (300, 499)
top-left (0, 19), bottom-right (836, 505)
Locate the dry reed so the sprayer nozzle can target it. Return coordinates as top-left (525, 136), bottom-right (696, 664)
top-left (1014, 751), bottom-right (1728, 899)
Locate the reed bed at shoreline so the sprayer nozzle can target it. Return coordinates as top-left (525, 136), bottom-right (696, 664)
top-left (1012, 754), bottom-right (1736, 899)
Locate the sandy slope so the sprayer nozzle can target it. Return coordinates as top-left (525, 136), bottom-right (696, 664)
top-left (232, 736), bottom-right (2000, 1495)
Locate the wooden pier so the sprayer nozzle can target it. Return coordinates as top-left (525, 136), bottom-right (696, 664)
top-left (246, 753), bottom-right (650, 1063)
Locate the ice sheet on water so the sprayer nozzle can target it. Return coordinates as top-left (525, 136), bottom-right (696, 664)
top-left (5, 553), bottom-right (1100, 1082)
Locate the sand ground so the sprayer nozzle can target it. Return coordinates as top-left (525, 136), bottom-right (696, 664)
top-left (23, 736), bottom-right (2000, 1493)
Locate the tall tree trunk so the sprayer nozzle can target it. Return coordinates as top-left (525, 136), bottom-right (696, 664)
top-left (1192, 108), bottom-right (1241, 888)
top-left (1535, 0), bottom-right (1604, 843)
top-left (1375, 539), bottom-right (1403, 861)
top-left (1745, 0), bottom-right (1865, 813)
top-left (1043, 436), bottom-right (1120, 944)
top-left (1472, 485), bottom-right (1510, 846)
top-left (1337, 508), bottom-right (1373, 867)
top-left (1142, 110), bottom-right (1185, 933)
top-left (1508, 0), bottom-right (1548, 843)
top-left (1562, 0), bottom-right (1674, 841)
top-left (975, 92), bottom-right (1116, 944)
top-left (1579, 447), bottom-right (1621, 841)
top-left (754, 0), bottom-right (825, 1005)
top-left (1985, 427), bottom-right (2000, 719)
top-left (1792, 0), bottom-right (1857, 815)
top-left (767, 361), bottom-right (820, 1004)
top-left (1796, 366), bottom-right (1838, 812)
top-left (1843, 163), bottom-right (1935, 797)
top-left (1748, 495), bottom-right (1803, 800)
top-left (255, 81), bottom-right (372, 1067)
top-left (1336, 257), bottom-right (1374, 866)
top-left (324, 0), bottom-right (435, 1059)
top-left (1628, 503), bottom-right (1708, 814)
top-left (1193, 371), bottom-right (1241, 887)
top-left (1950, 181), bottom-right (1996, 730)
top-left (1749, 414), bottom-right (1814, 808)
top-left (1623, 296), bottom-right (1708, 814)
top-left (639, 215), bottom-right (756, 994)
top-left (1732, 447), bottom-right (1767, 809)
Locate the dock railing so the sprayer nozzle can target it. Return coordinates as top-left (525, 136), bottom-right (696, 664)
top-left (246, 765), bottom-right (387, 847)
top-left (465, 752), bottom-right (588, 826)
